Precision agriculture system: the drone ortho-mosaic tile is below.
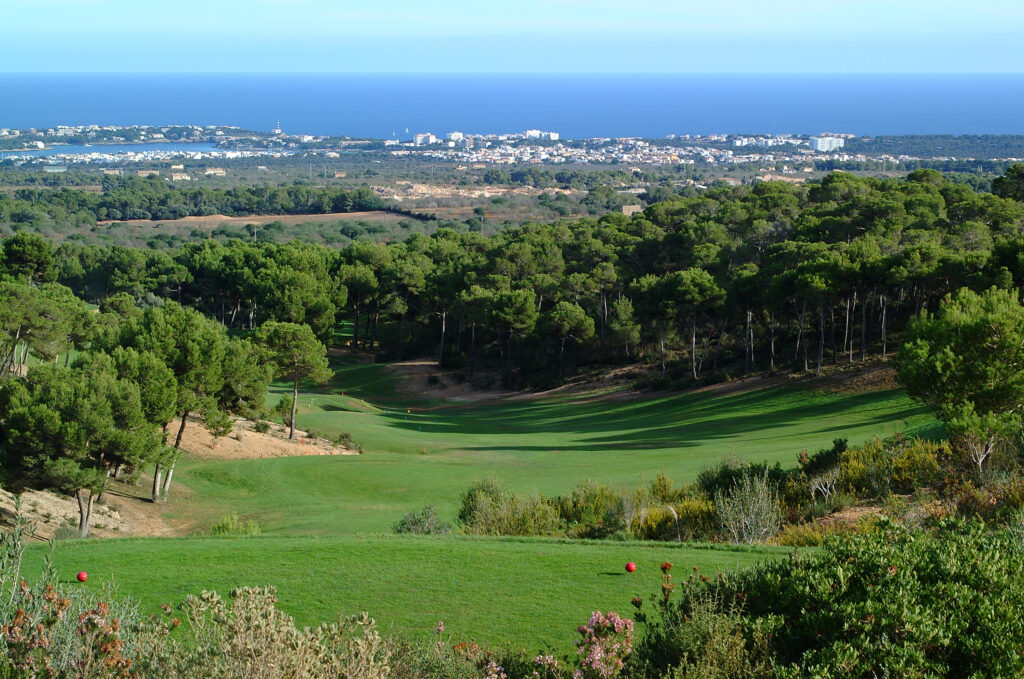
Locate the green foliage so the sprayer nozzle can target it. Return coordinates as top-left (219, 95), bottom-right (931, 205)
top-left (897, 286), bottom-right (1024, 474)
top-left (838, 434), bottom-right (947, 497)
top-left (697, 460), bottom-right (787, 499)
top-left (392, 505), bottom-right (453, 535)
top-left (632, 498), bottom-right (717, 542)
top-left (206, 513), bottom-right (262, 537)
top-left (0, 362), bottom-right (163, 537)
top-left (556, 481), bottom-right (629, 539)
top-left (457, 480), bottom-right (562, 537)
top-left (634, 523), bottom-right (1024, 678)
top-left (713, 471), bottom-right (782, 544)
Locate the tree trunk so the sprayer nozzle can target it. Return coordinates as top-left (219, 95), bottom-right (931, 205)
top-left (744, 309), bottom-right (752, 374)
top-left (559, 337), bottom-right (566, 381)
top-left (468, 322), bottom-right (476, 377)
top-left (880, 294), bottom-right (888, 359)
top-left (76, 489), bottom-right (94, 539)
top-left (151, 462), bottom-right (163, 503)
top-left (351, 304), bottom-right (360, 350)
top-left (769, 312), bottom-right (776, 370)
top-left (861, 292), bottom-right (870, 362)
top-left (290, 378), bottom-right (298, 440)
top-left (848, 291), bottom-right (857, 363)
top-left (691, 320), bottom-right (698, 380)
top-left (160, 411), bottom-right (189, 502)
top-left (659, 327), bottom-right (666, 378)
top-left (794, 301), bottom-right (806, 371)
top-left (816, 305), bottom-right (825, 376)
top-left (438, 308), bottom-right (447, 366)
top-left (369, 308), bottom-right (379, 350)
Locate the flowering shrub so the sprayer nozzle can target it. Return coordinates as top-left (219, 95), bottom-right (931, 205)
top-left (573, 611), bottom-right (634, 679)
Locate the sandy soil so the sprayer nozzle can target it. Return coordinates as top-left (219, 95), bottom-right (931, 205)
top-left (177, 417), bottom-right (359, 461)
top-left (0, 417), bottom-right (358, 540)
top-left (96, 210), bottom-right (405, 228)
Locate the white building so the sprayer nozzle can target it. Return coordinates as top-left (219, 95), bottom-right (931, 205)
top-left (446, 131), bottom-right (464, 141)
top-left (809, 136), bottom-right (845, 152)
top-left (413, 133), bottom-right (437, 146)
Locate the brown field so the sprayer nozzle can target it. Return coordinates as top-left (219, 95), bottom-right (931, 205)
top-left (97, 210), bottom-right (408, 228)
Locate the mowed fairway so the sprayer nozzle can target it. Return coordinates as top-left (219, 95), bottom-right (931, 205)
top-left (166, 358), bottom-right (936, 534)
top-left (23, 536), bottom-right (781, 648)
top-left (21, 358), bottom-right (934, 648)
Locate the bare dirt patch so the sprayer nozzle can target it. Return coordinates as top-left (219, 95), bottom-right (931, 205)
top-left (178, 418), bottom-right (358, 461)
top-left (813, 364), bottom-right (900, 394)
top-left (0, 487), bottom-right (157, 541)
top-left (96, 210), bottom-right (406, 228)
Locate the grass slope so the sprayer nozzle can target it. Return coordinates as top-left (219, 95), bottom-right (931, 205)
top-left (23, 536), bottom-right (782, 649)
top-left (176, 360), bottom-right (934, 535)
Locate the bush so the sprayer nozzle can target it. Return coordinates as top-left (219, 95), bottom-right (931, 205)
top-left (632, 522), bottom-right (1024, 678)
top-left (773, 522), bottom-right (845, 547)
top-left (714, 471), bottom-right (782, 544)
top-left (839, 434), bottom-right (946, 497)
top-left (633, 497), bottom-right (717, 542)
top-left (392, 506), bottom-right (453, 535)
top-left (557, 481), bottom-right (629, 539)
top-left (335, 431), bottom-right (363, 452)
top-left (457, 480), bottom-right (562, 537)
top-left (252, 420), bottom-right (271, 434)
top-left (697, 459), bottom-right (787, 499)
top-left (207, 513), bottom-right (262, 537)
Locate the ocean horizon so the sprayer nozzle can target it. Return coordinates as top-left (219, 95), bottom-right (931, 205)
top-left (2, 73), bottom-right (1024, 139)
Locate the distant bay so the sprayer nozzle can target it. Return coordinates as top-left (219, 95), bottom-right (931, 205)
top-left (2, 73), bottom-right (1024, 139)
top-left (2, 142), bottom-right (218, 158)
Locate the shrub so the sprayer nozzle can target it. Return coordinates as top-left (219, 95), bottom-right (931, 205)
top-left (697, 459), bottom-right (787, 499)
top-left (633, 497), bottom-right (717, 542)
top-left (458, 479), bottom-right (563, 536)
top-left (557, 481), bottom-right (629, 539)
top-left (252, 420), bottom-right (271, 434)
top-left (839, 434), bottom-right (946, 498)
top-left (271, 394), bottom-right (293, 429)
top-left (714, 471), bottom-right (782, 544)
top-left (574, 611), bottom-right (635, 679)
top-left (632, 522), bottom-right (1024, 678)
top-left (207, 512), bottom-right (262, 537)
top-left (797, 438), bottom-right (847, 477)
top-left (773, 522), bottom-right (845, 547)
top-left (392, 506), bottom-right (454, 535)
top-left (335, 431), bottom-right (363, 452)
top-left (144, 587), bottom-right (392, 679)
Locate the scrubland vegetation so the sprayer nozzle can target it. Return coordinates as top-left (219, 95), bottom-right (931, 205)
top-left (6, 166), bottom-right (1024, 675)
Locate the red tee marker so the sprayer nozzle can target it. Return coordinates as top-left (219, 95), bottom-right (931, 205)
top-left (77, 571), bottom-right (88, 582)
top-left (625, 562), bottom-right (636, 573)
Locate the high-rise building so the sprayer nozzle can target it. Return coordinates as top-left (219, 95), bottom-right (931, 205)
top-left (809, 136), bottom-right (845, 152)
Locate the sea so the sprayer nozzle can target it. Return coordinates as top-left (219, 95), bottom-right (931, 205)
top-left (2, 73), bottom-right (1024, 140)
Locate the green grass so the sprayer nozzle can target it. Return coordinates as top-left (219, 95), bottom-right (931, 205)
top-left (22, 358), bottom-right (935, 648)
top-left (22, 535), bottom-right (783, 649)
top-left (189, 361), bottom-right (935, 535)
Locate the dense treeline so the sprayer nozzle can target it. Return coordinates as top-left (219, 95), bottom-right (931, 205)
top-left (845, 134), bottom-right (1024, 159)
top-left (0, 175), bottom-right (383, 224)
top-left (5, 167), bottom-right (1024, 387)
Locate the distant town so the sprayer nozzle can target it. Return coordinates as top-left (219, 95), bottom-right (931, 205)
top-left (2, 124), bottom-right (1023, 177)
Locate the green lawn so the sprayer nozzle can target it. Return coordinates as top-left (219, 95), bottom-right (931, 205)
top-left (179, 361), bottom-right (935, 535)
top-left (22, 535), bottom-right (783, 649)
top-left (19, 359), bottom-right (933, 649)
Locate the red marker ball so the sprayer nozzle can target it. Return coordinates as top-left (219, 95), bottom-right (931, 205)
top-left (76, 571), bottom-right (88, 582)
top-left (625, 562), bottom-right (636, 573)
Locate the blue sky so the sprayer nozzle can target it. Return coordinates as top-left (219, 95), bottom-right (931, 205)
top-left (3, 0), bottom-right (1022, 73)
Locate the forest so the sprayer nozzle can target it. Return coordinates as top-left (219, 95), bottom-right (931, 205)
top-left (0, 167), bottom-right (1018, 390)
